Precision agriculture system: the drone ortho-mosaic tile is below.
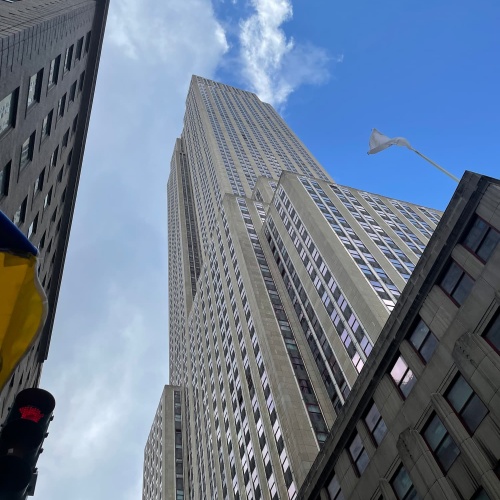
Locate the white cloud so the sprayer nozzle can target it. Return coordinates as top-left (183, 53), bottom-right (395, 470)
top-left (239, 0), bottom-right (337, 107)
top-left (108, 0), bottom-right (228, 63)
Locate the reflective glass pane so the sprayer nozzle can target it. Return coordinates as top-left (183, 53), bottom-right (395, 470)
top-left (390, 357), bottom-right (408, 384)
top-left (436, 434), bottom-right (460, 471)
top-left (452, 273), bottom-right (474, 305)
top-left (420, 333), bottom-right (438, 363)
top-left (441, 262), bottom-right (462, 294)
top-left (447, 376), bottom-right (472, 413)
top-left (424, 415), bottom-right (446, 451)
top-left (478, 229), bottom-right (500, 262)
top-left (373, 419), bottom-right (388, 445)
top-left (464, 218), bottom-right (487, 252)
top-left (461, 395), bottom-right (488, 433)
top-left (364, 403), bottom-right (380, 432)
top-left (400, 369), bottom-right (416, 398)
top-left (409, 320), bottom-right (429, 350)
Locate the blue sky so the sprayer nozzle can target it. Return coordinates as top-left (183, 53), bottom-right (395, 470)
top-left (35, 0), bottom-right (500, 498)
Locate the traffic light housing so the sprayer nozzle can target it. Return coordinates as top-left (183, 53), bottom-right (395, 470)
top-left (0, 388), bottom-right (55, 499)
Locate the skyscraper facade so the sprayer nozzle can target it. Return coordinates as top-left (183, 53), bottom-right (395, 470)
top-left (144, 76), bottom-right (442, 499)
top-left (0, 0), bottom-right (109, 419)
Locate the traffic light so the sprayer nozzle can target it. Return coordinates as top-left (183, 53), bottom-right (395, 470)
top-left (0, 388), bottom-right (55, 499)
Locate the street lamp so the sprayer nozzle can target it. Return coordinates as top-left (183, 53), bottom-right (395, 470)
top-left (367, 129), bottom-right (459, 183)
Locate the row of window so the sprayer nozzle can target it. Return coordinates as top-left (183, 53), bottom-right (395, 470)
top-left (0, 31), bottom-right (90, 139)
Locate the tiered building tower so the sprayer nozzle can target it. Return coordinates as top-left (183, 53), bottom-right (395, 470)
top-left (143, 76), bottom-right (442, 500)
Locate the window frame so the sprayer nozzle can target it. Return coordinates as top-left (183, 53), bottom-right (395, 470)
top-left (408, 318), bottom-right (438, 364)
top-left (348, 432), bottom-right (370, 476)
top-left (20, 131), bottom-right (36, 170)
top-left (445, 374), bottom-right (488, 434)
top-left (0, 88), bottom-right (18, 137)
top-left (389, 355), bottom-right (417, 400)
top-left (48, 55), bottom-right (61, 89)
top-left (462, 216), bottom-right (500, 264)
top-left (391, 465), bottom-right (419, 500)
top-left (326, 474), bottom-right (344, 500)
top-left (364, 401), bottom-right (387, 446)
top-left (0, 161), bottom-right (11, 198)
top-left (26, 69), bottom-right (43, 110)
top-left (483, 311), bottom-right (500, 354)
top-left (439, 260), bottom-right (475, 307)
top-left (423, 413), bottom-right (460, 473)
top-left (64, 45), bottom-right (74, 73)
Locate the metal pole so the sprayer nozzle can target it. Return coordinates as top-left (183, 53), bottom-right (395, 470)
top-left (411, 148), bottom-right (460, 183)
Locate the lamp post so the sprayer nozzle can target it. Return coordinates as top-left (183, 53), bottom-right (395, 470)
top-left (367, 129), bottom-right (459, 183)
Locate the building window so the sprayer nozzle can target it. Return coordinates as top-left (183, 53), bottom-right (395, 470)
top-left (483, 312), bottom-right (500, 353)
top-left (41, 110), bottom-right (53, 141)
top-left (69, 81), bottom-right (77, 103)
top-left (439, 260), bottom-right (474, 306)
top-left (72, 114), bottom-right (79, 135)
top-left (76, 37), bottom-right (84, 60)
top-left (423, 414), bottom-right (460, 472)
top-left (57, 94), bottom-right (66, 118)
top-left (408, 319), bottom-right (438, 363)
top-left (85, 31), bottom-right (92, 53)
top-left (364, 401), bottom-right (387, 445)
top-left (0, 161), bottom-right (11, 198)
top-left (79, 71), bottom-right (86, 93)
top-left (472, 488), bottom-right (491, 500)
top-left (463, 216), bottom-right (500, 263)
top-left (348, 432), bottom-right (369, 475)
top-left (44, 188), bottom-right (52, 210)
top-left (391, 466), bottom-right (419, 500)
top-left (64, 45), bottom-right (74, 72)
top-left (34, 168), bottom-right (45, 195)
top-left (13, 197), bottom-right (27, 226)
top-left (48, 56), bottom-right (60, 88)
top-left (0, 88), bottom-right (18, 135)
top-left (446, 374), bottom-right (488, 434)
top-left (62, 129), bottom-right (69, 149)
top-left (28, 214), bottom-right (38, 239)
top-left (326, 474), bottom-right (344, 500)
top-left (27, 70), bottom-right (43, 108)
top-left (390, 355), bottom-right (416, 399)
top-left (20, 132), bottom-right (35, 170)
top-left (50, 146), bottom-right (59, 169)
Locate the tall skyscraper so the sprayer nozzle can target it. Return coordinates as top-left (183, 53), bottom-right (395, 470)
top-left (143, 76), bottom-right (442, 500)
top-left (0, 0), bottom-right (109, 419)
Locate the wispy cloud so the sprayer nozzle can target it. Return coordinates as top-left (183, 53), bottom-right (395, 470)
top-left (108, 0), bottom-right (229, 63)
top-left (239, 0), bottom-right (337, 107)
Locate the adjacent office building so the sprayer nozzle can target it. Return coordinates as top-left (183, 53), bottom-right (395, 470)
top-left (298, 171), bottom-right (500, 500)
top-left (0, 0), bottom-right (109, 419)
top-left (143, 76), bottom-right (443, 499)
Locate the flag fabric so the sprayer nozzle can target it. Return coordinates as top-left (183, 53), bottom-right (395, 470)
top-left (367, 128), bottom-right (413, 155)
top-left (0, 210), bottom-right (47, 391)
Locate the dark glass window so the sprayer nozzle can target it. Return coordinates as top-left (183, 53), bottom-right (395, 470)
top-left (364, 401), bottom-right (387, 445)
top-left (440, 261), bottom-right (474, 306)
top-left (0, 161), bottom-right (11, 198)
top-left (41, 110), bottom-right (53, 140)
top-left (463, 217), bottom-right (500, 263)
top-left (391, 466), bottom-right (420, 500)
top-left (13, 197), bottom-right (27, 226)
top-left (423, 414), bottom-right (460, 472)
top-left (69, 81), bottom-right (77, 103)
top-left (20, 132), bottom-right (35, 169)
top-left (57, 94), bottom-right (66, 118)
top-left (390, 355), bottom-right (416, 399)
top-left (27, 70), bottom-right (43, 108)
top-left (48, 56), bottom-right (60, 87)
top-left (348, 433), bottom-right (369, 475)
top-left (0, 88), bottom-right (18, 135)
top-left (76, 37), bottom-right (84, 60)
top-left (446, 374), bottom-right (488, 434)
top-left (484, 312), bottom-right (500, 353)
top-left (79, 71), bottom-right (86, 93)
top-left (409, 319), bottom-right (438, 363)
top-left (85, 31), bottom-right (92, 53)
top-left (472, 488), bottom-right (491, 500)
top-left (34, 168), bottom-right (45, 194)
top-left (327, 474), bottom-right (344, 500)
top-left (64, 45), bottom-right (74, 72)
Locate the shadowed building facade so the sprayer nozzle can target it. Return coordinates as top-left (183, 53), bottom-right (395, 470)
top-left (143, 76), bottom-right (443, 499)
top-left (0, 0), bottom-right (109, 419)
top-left (298, 172), bottom-right (500, 500)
